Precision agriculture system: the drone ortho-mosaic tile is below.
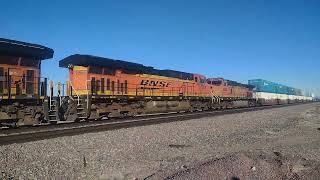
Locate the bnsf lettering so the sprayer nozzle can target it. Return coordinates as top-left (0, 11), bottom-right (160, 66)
top-left (140, 80), bottom-right (149, 86)
top-left (159, 81), bottom-right (167, 87)
top-left (140, 80), bottom-right (170, 87)
top-left (150, 81), bottom-right (158, 86)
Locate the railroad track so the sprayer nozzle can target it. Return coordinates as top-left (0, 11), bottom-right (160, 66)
top-left (0, 103), bottom-right (313, 145)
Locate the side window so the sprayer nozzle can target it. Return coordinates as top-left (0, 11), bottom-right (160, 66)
top-left (195, 77), bottom-right (198, 82)
top-left (26, 70), bottom-right (34, 81)
top-left (89, 67), bottom-right (103, 74)
top-left (0, 55), bottom-right (19, 65)
top-left (212, 81), bottom-right (222, 86)
top-left (26, 70), bottom-right (35, 94)
top-left (20, 58), bottom-right (39, 68)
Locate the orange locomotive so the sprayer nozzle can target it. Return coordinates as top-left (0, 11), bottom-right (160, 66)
top-left (0, 38), bottom-right (53, 126)
top-left (59, 54), bottom-right (254, 120)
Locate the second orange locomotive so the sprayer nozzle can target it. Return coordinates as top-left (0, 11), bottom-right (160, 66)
top-left (59, 54), bottom-right (254, 119)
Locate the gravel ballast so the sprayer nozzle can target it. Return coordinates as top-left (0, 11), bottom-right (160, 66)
top-left (1, 103), bottom-right (320, 179)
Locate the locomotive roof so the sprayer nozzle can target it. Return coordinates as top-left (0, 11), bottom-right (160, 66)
top-left (0, 38), bottom-right (54, 59)
top-left (60, 54), bottom-right (149, 70)
top-left (59, 54), bottom-right (194, 80)
top-left (226, 79), bottom-right (254, 89)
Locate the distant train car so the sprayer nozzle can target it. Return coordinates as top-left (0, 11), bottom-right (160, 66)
top-left (59, 54), bottom-right (255, 120)
top-left (0, 38), bottom-right (54, 126)
top-left (248, 79), bottom-right (312, 105)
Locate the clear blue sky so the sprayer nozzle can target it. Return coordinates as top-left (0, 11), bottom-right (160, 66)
top-left (1, 0), bottom-right (319, 96)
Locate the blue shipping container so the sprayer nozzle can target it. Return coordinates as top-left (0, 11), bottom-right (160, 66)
top-left (248, 79), bottom-right (277, 94)
top-left (248, 79), bottom-right (293, 95)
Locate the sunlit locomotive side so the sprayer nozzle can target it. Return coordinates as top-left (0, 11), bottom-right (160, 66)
top-left (59, 54), bottom-right (255, 120)
top-left (0, 38), bottom-right (53, 126)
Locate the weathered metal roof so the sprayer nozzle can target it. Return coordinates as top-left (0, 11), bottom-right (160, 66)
top-left (0, 38), bottom-right (54, 59)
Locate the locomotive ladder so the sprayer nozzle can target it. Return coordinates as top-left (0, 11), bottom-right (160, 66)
top-left (47, 97), bottom-right (59, 124)
top-left (47, 81), bottom-right (60, 124)
top-left (46, 81), bottom-right (89, 123)
top-left (75, 98), bottom-right (88, 120)
top-left (69, 81), bottom-right (89, 121)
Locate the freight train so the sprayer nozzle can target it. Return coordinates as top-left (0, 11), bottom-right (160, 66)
top-left (249, 79), bottom-right (312, 105)
top-left (0, 38), bottom-right (314, 127)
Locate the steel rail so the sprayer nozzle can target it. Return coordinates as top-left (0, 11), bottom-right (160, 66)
top-left (0, 103), bottom-right (315, 145)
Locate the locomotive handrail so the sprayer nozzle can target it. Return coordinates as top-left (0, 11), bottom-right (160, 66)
top-left (86, 80), bottom-right (90, 110)
top-left (56, 82), bottom-right (63, 107)
top-left (69, 81), bottom-right (80, 106)
top-left (49, 80), bottom-right (54, 110)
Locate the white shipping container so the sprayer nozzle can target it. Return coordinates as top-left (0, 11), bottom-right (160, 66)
top-left (253, 92), bottom-right (287, 100)
top-left (254, 92), bottom-right (311, 101)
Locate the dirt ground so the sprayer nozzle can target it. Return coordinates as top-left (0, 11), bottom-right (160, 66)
top-left (148, 103), bottom-right (320, 180)
top-left (151, 150), bottom-right (320, 180)
top-left (0, 103), bottom-right (320, 179)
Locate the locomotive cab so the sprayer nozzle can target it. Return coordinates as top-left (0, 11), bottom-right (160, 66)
top-left (0, 58), bottom-right (44, 98)
top-left (207, 78), bottom-right (227, 86)
top-left (0, 38), bottom-right (54, 126)
top-left (194, 74), bottom-right (206, 84)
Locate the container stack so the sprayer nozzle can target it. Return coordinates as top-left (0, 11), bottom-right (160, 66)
top-left (248, 79), bottom-right (312, 104)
